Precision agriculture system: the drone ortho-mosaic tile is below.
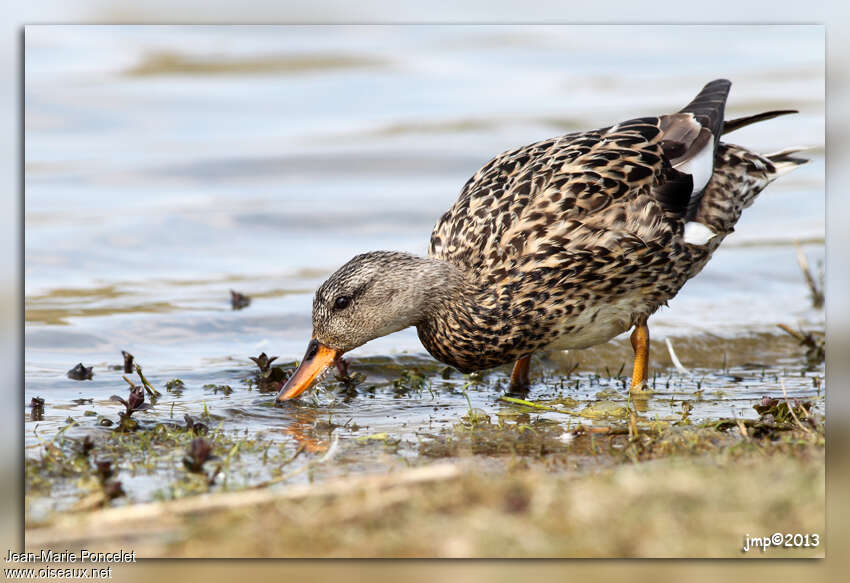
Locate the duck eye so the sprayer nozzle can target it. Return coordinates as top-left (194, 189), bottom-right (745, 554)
top-left (333, 296), bottom-right (351, 310)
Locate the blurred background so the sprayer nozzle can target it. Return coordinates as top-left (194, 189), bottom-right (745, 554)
top-left (3, 1), bottom-right (846, 580)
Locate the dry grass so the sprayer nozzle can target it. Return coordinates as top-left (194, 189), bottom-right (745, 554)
top-left (27, 425), bottom-right (824, 558)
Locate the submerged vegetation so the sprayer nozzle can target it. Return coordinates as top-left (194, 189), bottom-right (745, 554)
top-left (25, 321), bottom-right (825, 557)
top-left (26, 397), bottom-right (824, 557)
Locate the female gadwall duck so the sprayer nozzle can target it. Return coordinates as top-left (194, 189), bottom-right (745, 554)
top-left (276, 79), bottom-right (807, 400)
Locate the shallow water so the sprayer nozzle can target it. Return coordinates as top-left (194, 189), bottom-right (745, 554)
top-left (24, 26), bottom-right (824, 516)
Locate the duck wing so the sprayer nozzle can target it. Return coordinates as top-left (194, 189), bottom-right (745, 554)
top-left (429, 80), bottom-right (732, 283)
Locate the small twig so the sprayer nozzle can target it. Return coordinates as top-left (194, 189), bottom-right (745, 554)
top-left (135, 364), bottom-right (161, 397)
top-left (665, 338), bottom-right (690, 375)
top-left (776, 323), bottom-right (806, 344)
top-left (781, 380), bottom-right (811, 434)
top-left (794, 241), bottom-right (824, 308)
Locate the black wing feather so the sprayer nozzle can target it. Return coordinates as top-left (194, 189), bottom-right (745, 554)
top-left (723, 109), bottom-right (798, 135)
top-left (652, 80), bottom-right (731, 220)
top-left (678, 79), bottom-right (732, 152)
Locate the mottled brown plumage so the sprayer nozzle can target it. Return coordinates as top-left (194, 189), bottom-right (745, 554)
top-left (418, 80), bottom-right (806, 374)
top-left (276, 79), bottom-right (808, 401)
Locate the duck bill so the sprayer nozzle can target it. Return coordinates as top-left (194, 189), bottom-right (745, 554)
top-left (276, 340), bottom-right (343, 401)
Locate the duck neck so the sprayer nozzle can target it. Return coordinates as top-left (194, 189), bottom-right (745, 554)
top-left (407, 255), bottom-right (477, 322)
top-left (415, 258), bottom-right (516, 373)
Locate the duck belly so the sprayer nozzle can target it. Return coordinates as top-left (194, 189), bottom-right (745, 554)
top-left (542, 295), bottom-right (646, 351)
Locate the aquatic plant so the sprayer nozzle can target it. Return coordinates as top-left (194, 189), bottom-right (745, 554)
top-left (165, 379), bottom-right (185, 394)
top-left (250, 352), bottom-right (288, 392)
top-left (182, 438), bottom-right (222, 487)
top-left (184, 414), bottom-right (209, 436)
top-left (183, 438), bottom-right (216, 472)
top-left (110, 383), bottom-right (152, 431)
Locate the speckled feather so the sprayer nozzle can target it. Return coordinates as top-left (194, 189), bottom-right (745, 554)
top-left (415, 81), bottom-right (807, 372)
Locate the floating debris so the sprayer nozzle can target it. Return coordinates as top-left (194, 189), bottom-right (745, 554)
top-left (110, 350), bottom-right (136, 372)
top-left (231, 290), bottom-right (251, 310)
top-left (67, 363), bottom-right (93, 380)
top-left (122, 351), bottom-right (135, 373)
top-left (30, 397), bottom-right (45, 421)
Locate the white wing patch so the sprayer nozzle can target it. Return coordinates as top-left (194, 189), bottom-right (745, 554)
top-left (683, 221), bottom-right (716, 246)
top-left (674, 138), bottom-right (715, 195)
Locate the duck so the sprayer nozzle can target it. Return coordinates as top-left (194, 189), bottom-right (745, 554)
top-left (276, 79), bottom-right (808, 401)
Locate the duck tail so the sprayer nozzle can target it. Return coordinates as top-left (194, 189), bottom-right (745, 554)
top-left (655, 80), bottom-right (732, 220)
top-left (690, 141), bottom-right (810, 240)
top-left (678, 79), bottom-right (732, 144)
top-left (765, 146), bottom-right (811, 178)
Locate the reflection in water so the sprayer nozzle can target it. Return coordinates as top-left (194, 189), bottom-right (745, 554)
top-left (280, 407), bottom-right (332, 454)
top-left (631, 394), bottom-right (650, 414)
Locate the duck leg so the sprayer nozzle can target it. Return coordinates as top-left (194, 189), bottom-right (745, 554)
top-left (629, 319), bottom-right (650, 392)
top-left (509, 355), bottom-right (532, 392)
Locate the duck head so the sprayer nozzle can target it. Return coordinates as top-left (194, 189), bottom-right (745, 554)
top-left (276, 251), bottom-right (461, 401)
